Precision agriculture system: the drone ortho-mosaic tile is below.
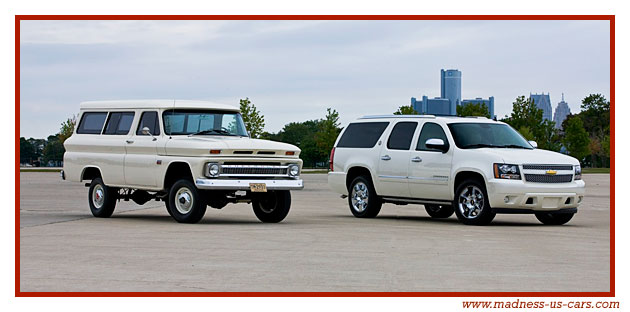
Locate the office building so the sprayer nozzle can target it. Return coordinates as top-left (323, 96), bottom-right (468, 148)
top-left (553, 93), bottom-right (571, 129)
top-left (529, 93), bottom-right (553, 121)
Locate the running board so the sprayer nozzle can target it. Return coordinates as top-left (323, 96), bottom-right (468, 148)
top-left (381, 196), bottom-right (451, 206)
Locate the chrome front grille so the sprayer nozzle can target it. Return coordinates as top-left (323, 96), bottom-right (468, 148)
top-left (524, 174), bottom-right (573, 183)
top-left (221, 165), bottom-right (288, 176)
top-left (522, 164), bottom-right (573, 170)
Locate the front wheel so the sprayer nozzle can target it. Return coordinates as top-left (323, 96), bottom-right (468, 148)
top-left (88, 177), bottom-right (118, 218)
top-left (167, 179), bottom-right (207, 223)
top-left (252, 190), bottom-right (291, 223)
top-left (535, 212), bottom-right (575, 225)
top-left (424, 204), bottom-right (454, 218)
top-left (453, 179), bottom-right (495, 225)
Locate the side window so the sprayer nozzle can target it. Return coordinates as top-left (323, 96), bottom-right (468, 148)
top-left (416, 122), bottom-right (450, 152)
top-left (76, 112), bottom-right (107, 134)
top-left (136, 111), bottom-right (160, 135)
top-left (387, 122), bottom-right (418, 150)
top-left (103, 112), bottom-right (135, 135)
top-left (336, 122), bottom-right (389, 148)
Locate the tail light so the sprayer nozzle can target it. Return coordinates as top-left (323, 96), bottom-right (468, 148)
top-left (329, 147), bottom-right (335, 171)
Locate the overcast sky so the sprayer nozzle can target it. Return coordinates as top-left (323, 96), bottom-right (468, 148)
top-left (19, 20), bottom-right (610, 138)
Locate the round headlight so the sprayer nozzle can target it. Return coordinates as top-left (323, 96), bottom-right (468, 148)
top-left (288, 164), bottom-right (299, 177)
top-left (208, 163), bottom-right (220, 177)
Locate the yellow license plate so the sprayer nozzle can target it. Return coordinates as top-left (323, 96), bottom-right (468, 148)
top-left (249, 183), bottom-right (267, 192)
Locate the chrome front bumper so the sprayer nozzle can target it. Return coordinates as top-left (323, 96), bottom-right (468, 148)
top-left (195, 178), bottom-right (304, 190)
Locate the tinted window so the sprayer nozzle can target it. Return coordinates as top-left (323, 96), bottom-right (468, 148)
top-left (416, 122), bottom-right (450, 152)
top-left (76, 112), bottom-right (107, 134)
top-left (387, 122), bottom-right (418, 150)
top-left (336, 122), bottom-right (389, 148)
top-left (447, 123), bottom-right (533, 149)
top-left (136, 111), bottom-right (160, 135)
top-left (104, 112), bottom-right (135, 135)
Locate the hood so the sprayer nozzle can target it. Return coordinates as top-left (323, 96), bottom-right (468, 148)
top-left (164, 136), bottom-right (301, 157)
top-left (476, 148), bottom-right (579, 165)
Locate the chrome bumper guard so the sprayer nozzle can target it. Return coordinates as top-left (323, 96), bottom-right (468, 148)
top-left (195, 178), bottom-right (304, 190)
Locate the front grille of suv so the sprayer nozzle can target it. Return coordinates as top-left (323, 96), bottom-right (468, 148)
top-left (524, 174), bottom-right (573, 183)
top-left (522, 164), bottom-right (574, 170)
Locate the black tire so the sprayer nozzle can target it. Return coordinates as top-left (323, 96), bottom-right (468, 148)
top-left (88, 177), bottom-right (117, 218)
top-left (252, 190), bottom-right (291, 223)
top-left (424, 204), bottom-right (454, 218)
top-left (535, 212), bottom-right (575, 225)
top-left (164, 198), bottom-right (174, 217)
top-left (167, 179), bottom-right (207, 223)
top-left (453, 179), bottom-right (495, 225)
top-left (348, 176), bottom-right (382, 218)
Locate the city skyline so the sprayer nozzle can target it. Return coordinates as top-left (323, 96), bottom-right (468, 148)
top-left (20, 20), bottom-right (610, 138)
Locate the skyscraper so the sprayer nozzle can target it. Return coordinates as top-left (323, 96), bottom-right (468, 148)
top-left (441, 69), bottom-right (462, 115)
top-left (553, 93), bottom-right (571, 129)
top-left (529, 93), bottom-right (553, 121)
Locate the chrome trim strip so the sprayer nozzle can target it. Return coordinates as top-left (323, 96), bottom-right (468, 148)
top-left (382, 196), bottom-right (451, 206)
top-left (195, 178), bottom-right (304, 190)
top-left (378, 175), bottom-right (408, 179)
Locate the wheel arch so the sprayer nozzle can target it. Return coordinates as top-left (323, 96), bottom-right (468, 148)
top-left (163, 161), bottom-right (195, 191)
top-left (346, 166), bottom-right (375, 191)
top-left (452, 169), bottom-right (488, 199)
top-left (80, 166), bottom-right (103, 182)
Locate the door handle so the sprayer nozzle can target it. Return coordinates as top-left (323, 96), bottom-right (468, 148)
top-left (381, 155), bottom-right (391, 161)
top-left (411, 156), bottom-right (422, 163)
top-left (126, 140), bottom-right (134, 144)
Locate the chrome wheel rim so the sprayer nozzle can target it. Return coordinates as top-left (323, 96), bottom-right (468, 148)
top-left (458, 185), bottom-right (484, 219)
top-left (175, 187), bottom-right (194, 214)
top-left (351, 182), bottom-right (369, 213)
top-left (92, 184), bottom-right (105, 209)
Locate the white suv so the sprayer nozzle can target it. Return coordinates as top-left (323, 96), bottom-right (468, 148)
top-left (327, 115), bottom-right (585, 225)
top-left (62, 100), bottom-right (303, 224)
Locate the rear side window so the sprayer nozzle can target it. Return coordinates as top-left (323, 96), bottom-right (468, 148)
top-left (387, 122), bottom-right (418, 150)
top-left (136, 111), bottom-right (160, 135)
top-left (103, 112), bottom-right (135, 135)
top-left (416, 122), bottom-right (450, 152)
top-left (76, 112), bottom-right (107, 134)
top-left (336, 122), bottom-right (389, 148)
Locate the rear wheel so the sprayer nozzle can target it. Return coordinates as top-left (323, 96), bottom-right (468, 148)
top-left (424, 204), bottom-right (454, 218)
top-left (88, 177), bottom-right (117, 218)
top-left (167, 179), bottom-right (207, 223)
top-left (252, 190), bottom-right (291, 223)
top-left (453, 179), bottom-right (495, 225)
top-left (535, 212), bottom-right (575, 225)
top-left (348, 176), bottom-right (382, 218)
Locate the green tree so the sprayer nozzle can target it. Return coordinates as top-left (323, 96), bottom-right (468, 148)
top-left (456, 102), bottom-right (491, 118)
top-left (59, 115), bottom-right (76, 143)
top-left (579, 94), bottom-right (610, 137)
top-left (315, 108), bottom-right (341, 160)
top-left (502, 96), bottom-right (561, 151)
top-left (517, 126), bottom-right (535, 141)
top-left (239, 98), bottom-right (265, 138)
top-left (394, 105), bottom-right (419, 115)
top-left (42, 135), bottom-right (64, 165)
top-left (563, 117), bottom-right (590, 163)
top-left (20, 137), bottom-right (36, 164)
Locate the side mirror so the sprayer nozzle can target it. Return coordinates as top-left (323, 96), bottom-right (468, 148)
top-left (426, 138), bottom-right (448, 153)
top-left (141, 126), bottom-right (151, 135)
top-left (528, 140), bottom-right (538, 148)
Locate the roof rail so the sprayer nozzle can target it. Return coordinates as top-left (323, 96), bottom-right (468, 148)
top-left (359, 114), bottom-right (436, 119)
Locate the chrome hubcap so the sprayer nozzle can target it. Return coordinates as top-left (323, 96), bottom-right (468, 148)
top-left (175, 187), bottom-right (194, 214)
top-left (458, 185), bottom-right (484, 219)
top-left (92, 184), bottom-right (105, 209)
top-left (351, 182), bottom-right (369, 213)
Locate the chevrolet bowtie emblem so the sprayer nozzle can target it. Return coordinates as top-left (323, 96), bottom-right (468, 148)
top-left (546, 170), bottom-right (557, 175)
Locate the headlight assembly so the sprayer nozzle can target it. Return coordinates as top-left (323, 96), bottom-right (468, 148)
top-left (206, 163), bottom-right (220, 178)
top-left (288, 164), bottom-right (300, 177)
top-left (494, 163), bottom-right (521, 180)
top-left (574, 165), bottom-right (582, 180)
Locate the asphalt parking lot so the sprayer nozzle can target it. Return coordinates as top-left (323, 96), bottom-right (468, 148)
top-left (19, 172), bottom-right (610, 292)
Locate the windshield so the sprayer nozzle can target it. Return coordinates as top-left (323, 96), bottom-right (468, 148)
top-left (163, 109), bottom-right (248, 136)
top-left (447, 122), bottom-right (533, 149)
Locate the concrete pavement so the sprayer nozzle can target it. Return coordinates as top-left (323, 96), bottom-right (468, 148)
top-left (19, 172), bottom-right (611, 292)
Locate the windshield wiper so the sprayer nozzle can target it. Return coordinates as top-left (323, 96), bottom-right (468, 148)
top-left (188, 129), bottom-right (233, 136)
top-left (461, 143), bottom-right (502, 149)
top-left (501, 144), bottom-right (531, 149)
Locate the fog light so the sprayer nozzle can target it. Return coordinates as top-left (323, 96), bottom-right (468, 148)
top-left (207, 163), bottom-right (220, 178)
top-left (504, 196), bottom-right (509, 203)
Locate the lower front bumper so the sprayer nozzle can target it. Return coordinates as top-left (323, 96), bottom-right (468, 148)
top-left (195, 178), bottom-right (304, 190)
top-left (487, 179), bottom-right (585, 211)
